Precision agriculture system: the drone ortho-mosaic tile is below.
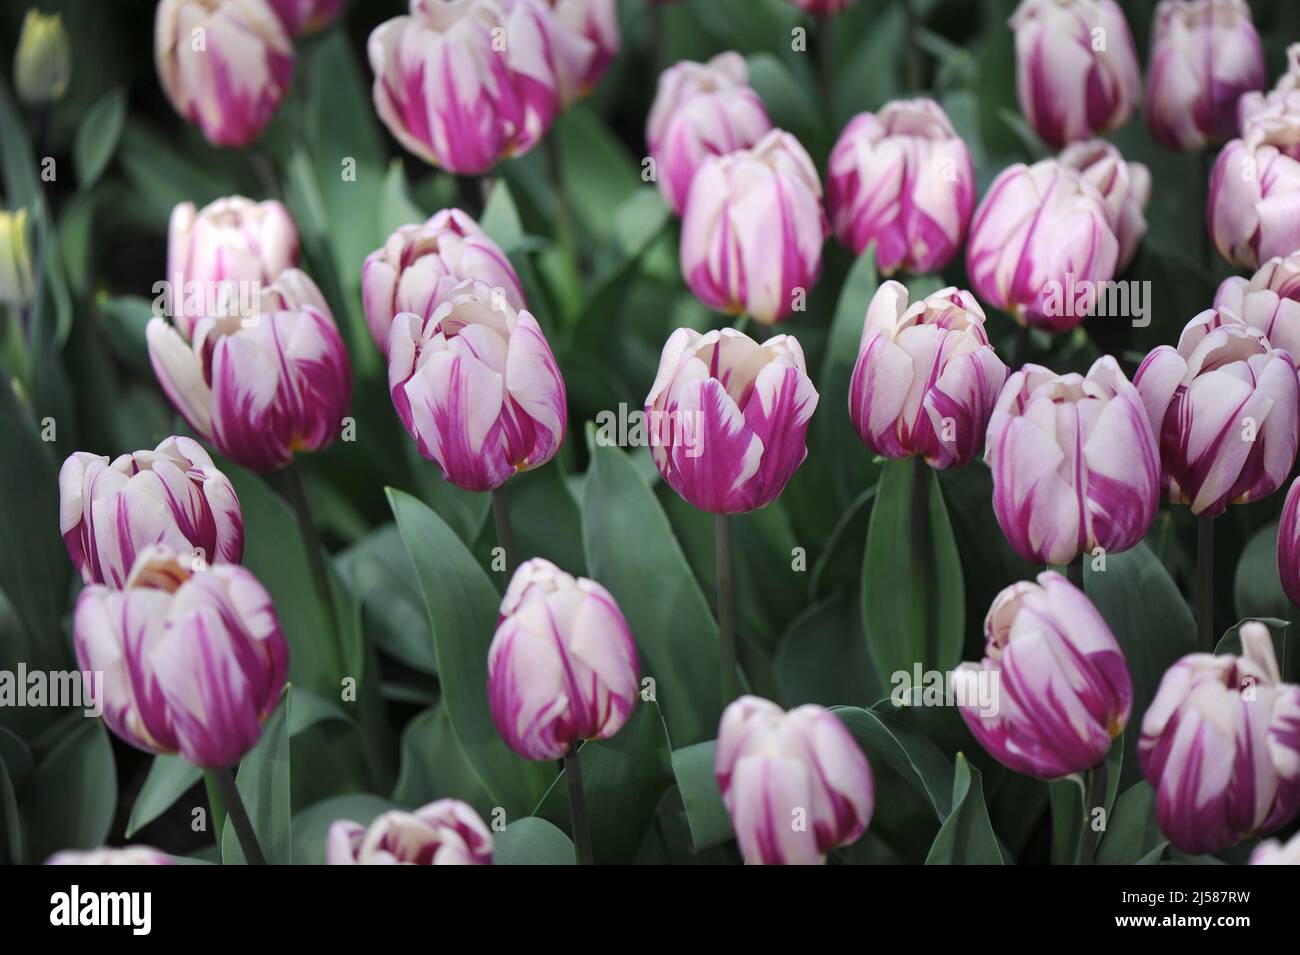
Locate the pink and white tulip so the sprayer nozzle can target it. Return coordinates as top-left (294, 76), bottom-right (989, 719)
top-left (985, 357), bottom-right (1160, 566)
top-left (1059, 139), bottom-right (1151, 273)
top-left (715, 696), bottom-right (873, 865)
top-left (953, 572), bottom-right (1132, 780)
top-left (1009, 0), bottom-right (1141, 148)
top-left (645, 327), bottom-right (818, 514)
top-left (1140, 622), bottom-right (1300, 854)
top-left (849, 281), bottom-right (1007, 469)
top-left (46, 846), bottom-right (174, 866)
top-left (1250, 830), bottom-right (1300, 864)
top-left (59, 436), bottom-right (243, 589)
top-left (646, 52), bottom-right (772, 216)
top-left (545, 0), bottom-right (619, 102)
top-left (1214, 251), bottom-right (1300, 359)
top-left (827, 98), bottom-right (976, 275)
top-left (326, 800), bottom-right (494, 865)
top-left (388, 280), bottom-right (565, 493)
top-left (1207, 125), bottom-right (1300, 270)
top-left (74, 546), bottom-right (288, 769)
top-left (1277, 477), bottom-right (1300, 610)
top-left (487, 558), bottom-right (639, 761)
top-left (1134, 308), bottom-right (1299, 517)
top-left (1238, 43), bottom-right (1300, 145)
top-left (267, 0), bottom-right (344, 35)
top-left (155, 0), bottom-right (294, 148)
top-left (362, 209), bottom-right (524, 355)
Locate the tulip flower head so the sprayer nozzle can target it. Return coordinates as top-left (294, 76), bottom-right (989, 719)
top-left (487, 558), bottom-right (639, 761)
top-left (787, 0), bottom-right (855, 14)
top-left (1276, 477), bottom-right (1300, 610)
top-left (1238, 42), bottom-right (1300, 149)
top-left (544, 0), bottom-right (620, 103)
top-left (267, 0), bottom-right (344, 35)
top-left (326, 800), bottom-right (494, 865)
top-left (14, 9), bottom-right (71, 106)
top-left (1207, 121), bottom-right (1300, 270)
top-left (1214, 252), bottom-right (1300, 359)
top-left (1058, 139), bottom-right (1151, 273)
top-left (0, 207), bottom-right (33, 309)
top-left (46, 847), bottom-right (174, 866)
top-left (1250, 830), bottom-right (1300, 864)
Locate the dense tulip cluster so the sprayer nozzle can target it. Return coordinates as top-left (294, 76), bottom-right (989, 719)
top-left (327, 800), bottom-right (494, 865)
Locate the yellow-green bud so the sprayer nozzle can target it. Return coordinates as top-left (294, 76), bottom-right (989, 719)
top-left (14, 10), bottom-right (71, 106)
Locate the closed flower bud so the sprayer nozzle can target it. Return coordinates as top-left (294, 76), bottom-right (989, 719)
top-left (326, 800), bottom-right (494, 865)
top-left (1134, 308), bottom-right (1299, 517)
top-left (1059, 139), bottom-right (1151, 273)
top-left (74, 547), bottom-right (288, 769)
top-left (953, 571), bottom-right (1133, 780)
top-left (388, 280), bottom-right (565, 492)
top-left (985, 356), bottom-right (1159, 566)
top-left (1207, 127), bottom-right (1300, 270)
top-left (827, 98), bottom-right (976, 275)
top-left (1140, 622), bottom-right (1300, 854)
top-left (715, 696), bottom-right (874, 865)
top-left (14, 9), bottom-right (71, 106)
top-left (680, 129), bottom-right (825, 324)
top-left (0, 208), bottom-right (33, 309)
top-left (46, 846), bottom-right (173, 866)
top-left (487, 558), bottom-right (639, 761)
top-left (645, 327), bottom-right (818, 514)
top-left (1009, 0), bottom-right (1141, 148)
top-left (1214, 251), bottom-right (1300, 359)
top-left (267, 0), bottom-right (344, 35)
top-left (849, 281), bottom-right (1007, 469)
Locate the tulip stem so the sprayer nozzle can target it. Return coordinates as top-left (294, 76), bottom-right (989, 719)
top-left (491, 486), bottom-right (516, 576)
top-left (911, 456), bottom-right (930, 652)
top-left (564, 745), bottom-right (594, 865)
top-left (210, 766), bottom-right (265, 865)
top-left (1079, 760), bottom-right (1108, 865)
top-left (1198, 515), bottom-right (1215, 652)
top-left (716, 513), bottom-right (737, 706)
top-left (277, 463), bottom-right (345, 681)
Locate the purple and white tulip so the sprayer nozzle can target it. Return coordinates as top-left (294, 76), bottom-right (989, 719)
top-left (147, 269), bottom-right (352, 473)
top-left (326, 800), bottom-right (494, 865)
top-left (544, 0), bottom-right (619, 103)
top-left (985, 357), bottom-right (1160, 566)
top-left (1059, 139), bottom-right (1151, 273)
top-left (646, 52), bottom-right (772, 216)
top-left (1207, 125), bottom-right (1300, 271)
top-left (1251, 830), bottom-right (1300, 864)
top-left (1277, 478), bottom-right (1300, 610)
top-left (1238, 42), bottom-right (1300, 146)
top-left (155, 0), bottom-right (294, 148)
top-left (488, 558), bottom-right (639, 761)
top-left (849, 281), bottom-right (1007, 469)
top-left (966, 159), bottom-right (1118, 332)
top-left (786, 0), bottom-right (855, 14)
top-left (1145, 0), bottom-right (1265, 151)
top-left (388, 279), bottom-right (565, 493)
top-left (1214, 251), bottom-right (1300, 359)
top-left (59, 436), bottom-right (243, 589)
top-left (1009, 0), bottom-right (1141, 148)
top-left (715, 696), bottom-right (874, 865)
top-left (267, 0), bottom-right (344, 35)
top-left (362, 208), bottom-right (524, 356)
top-left (952, 572), bottom-right (1133, 780)
top-left (826, 98), bottom-right (976, 276)
top-left (1140, 621), bottom-right (1300, 854)
top-left (645, 327), bottom-right (818, 514)
top-left (74, 546), bottom-right (288, 769)
top-left (1134, 308), bottom-right (1299, 517)
top-left (46, 846), bottom-right (174, 866)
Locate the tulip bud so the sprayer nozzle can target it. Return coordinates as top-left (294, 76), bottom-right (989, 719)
top-left (786, 0), bottom-right (855, 14)
top-left (74, 546), bottom-right (288, 769)
top-left (1134, 308), bottom-right (1299, 517)
top-left (680, 129), bottom-right (826, 324)
top-left (1146, 0), bottom-right (1265, 150)
top-left (715, 696), bottom-right (874, 865)
top-left (362, 209), bottom-right (524, 356)
top-left (645, 326), bottom-right (818, 514)
top-left (966, 159), bottom-right (1118, 332)
top-left (1140, 622), bottom-right (1300, 854)
top-left (388, 280), bottom-right (565, 492)
top-left (827, 98), bottom-right (976, 275)
top-left (1008, 0), bottom-right (1141, 148)
top-left (544, 0), bottom-right (620, 103)
top-left (1278, 477), bottom-right (1300, 610)
top-left (326, 800), bottom-right (494, 865)
top-left (953, 572), bottom-right (1132, 780)
top-left (1213, 251), bottom-right (1300, 359)
top-left (14, 9), bottom-right (71, 106)
top-left (487, 558), bottom-right (639, 761)
top-left (59, 436), bottom-right (243, 588)
top-left (849, 281), bottom-right (1007, 469)
top-left (267, 0), bottom-right (344, 35)
top-left (1207, 127), bottom-right (1300, 270)
top-left (148, 269), bottom-right (352, 472)
top-left (0, 207), bottom-right (33, 309)
top-left (155, 0), bottom-right (294, 148)
top-left (46, 846), bottom-right (173, 866)
top-left (1238, 43), bottom-right (1300, 140)
top-left (646, 52), bottom-right (772, 216)
top-left (985, 356), bottom-right (1159, 566)
top-left (1250, 830), bottom-right (1300, 864)
top-left (1059, 139), bottom-right (1151, 273)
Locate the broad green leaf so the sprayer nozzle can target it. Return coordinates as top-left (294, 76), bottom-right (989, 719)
top-left (746, 53), bottom-right (827, 159)
top-left (291, 794), bottom-right (396, 865)
top-left (337, 523), bottom-right (436, 675)
top-left (126, 756), bottom-right (201, 839)
top-left (925, 753), bottom-right (1005, 864)
top-left (392, 706), bottom-right (492, 815)
top-left (1235, 521), bottom-right (1291, 625)
top-left (95, 294), bottom-right (154, 376)
top-left (775, 595), bottom-right (880, 709)
top-left (73, 88), bottom-right (126, 190)
top-left (494, 817), bottom-right (576, 865)
top-left (837, 704), bottom-right (954, 819)
top-left (21, 720), bottom-right (116, 863)
top-left (671, 741), bottom-right (732, 853)
top-left (819, 249), bottom-right (878, 507)
top-left (553, 105), bottom-right (641, 244)
top-left (223, 688), bottom-right (293, 865)
top-left (1096, 781), bottom-right (1167, 865)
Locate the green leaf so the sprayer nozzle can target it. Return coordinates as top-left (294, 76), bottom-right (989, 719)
top-left (0, 77), bottom-right (38, 206)
top-left (222, 688), bottom-right (293, 865)
top-left (1096, 782), bottom-right (1168, 865)
top-left (95, 294), bottom-right (154, 377)
top-left (774, 595), bottom-right (880, 708)
top-left (498, 463), bottom-right (587, 575)
top-left (1235, 521), bottom-right (1292, 625)
top-left (553, 106), bottom-right (641, 244)
top-left (746, 53), bottom-right (826, 159)
top-left (21, 720), bottom-right (117, 864)
top-left (392, 705), bottom-right (492, 814)
top-left (73, 88), bottom-right (127, 190)
top-left (819, 250), bottom-right (878, 507)
top-left (835, 705), bottom-right (954, 820)
top-left (291, 794), bottom-right (396, 865)
top-left (0, 730), bottom-right (30, 864)
top-left (924, 753), bottom-right (1005, 864)
top-left (126, 756), bottom-right (200, 839)
top-left (671, 741), bottom-right (732, 853)
top-left (337, 523), bottom-right (436, 675)
top-left (494, 817), bottom-right (576, 865)
top-left (378, 160), bottom-right (428, 236)
top-left (1217, 617), bottom-right (1297, 684)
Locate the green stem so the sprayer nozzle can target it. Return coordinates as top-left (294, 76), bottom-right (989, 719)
top-left (1079, 759), bottom-right (1108, 865)
top-left (202, 769), bottom-right (228, 846)
top-left (564, 745), bottom-right (593, 865)
top-left (277, 462), bottom-right (345, 680)
top-left (491, 485), bottom-right (516, 577)
top-left (210, 766), bottom-right (265, 865)
top-left (1198, 515), bottom-right (1215, 653)
top-left (716, 513), bottom-right (737, 706)
top-left (911, 456), bottom-right (930, 655)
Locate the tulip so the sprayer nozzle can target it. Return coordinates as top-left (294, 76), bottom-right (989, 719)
top-left (1008, 0), bottom-right (1141, 148)
top-left (1277, 477), bottom-right (1300, 610)
top-left (155, 0), bottom-right (294, 148)
top-left (14, 9), bottom-right (70, 106)
top-left (1207, 127), bottom-right (1300, 271)
top-left (326, 800), bottom-right (494, 865)
top-left (646, 52), bottom-right (772, 216)
top-left (985, 357), bottom-right (1159, 566)
top-left (952, 571), bottom-right (1133, 780)
top-left (1213, 251), bottom-right (1300, 359)
top-left (849, 281), bottom-right (1007, 469)
top-left (1250, 830), bottom-right (1300, 864)
top-left (786, 0), bottom-right (855, 14)
top-left (966, 159), bottom-right (1118, 332)
top-left (147, 268), bottom-right (352, 472)
top-left (645, 326), bottom-right (818, 514)
top-left (487, 558), bottom-right (639, 761)
top-left (715, 696), bottom-right (874, 865)
top-left (362, 209), bottom-right (524, 356)
top-left (1133, 308), bottom-right (1299, 517)
top-left (1146, 0), bottom-right (1265, 151)
top-left (545, 0), bottom-right (620, 102)
top-left (267, 0), bottom-right (344, 35)
top-left (46, 847), bottom-right (173, 866)
top-left (680, 129), bottom-right (826, 324)
top-left (388, 279), bottom-right (565, 493)
top-left (0, 208), bottom-right (33, 309)
top-left (826, 98), bottom-right (976, 275)
top-left (1139, 622), bottom-right (1300, 854)
top-left (1059, 139), bottom-right (1151, 273)
top-left (165, 196), bottom-right (300, 341)
top-left (74, 546), bottom-right (288, 769)
top-left (1238, 42), bottom-right (1300, 141)
top-left (59, 436), bottom-right (244, 588)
